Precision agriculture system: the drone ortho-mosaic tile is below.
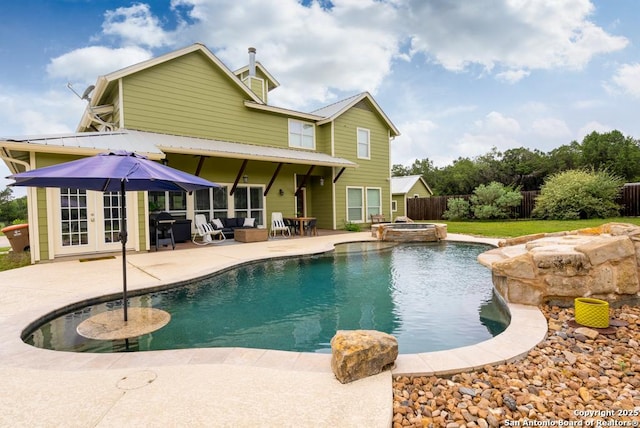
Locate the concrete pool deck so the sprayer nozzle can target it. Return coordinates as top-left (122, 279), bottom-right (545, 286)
top-left (0, 232), bottom-right (548, 427)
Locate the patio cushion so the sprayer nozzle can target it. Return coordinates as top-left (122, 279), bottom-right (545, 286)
top-left (222, 218), bottom-right (241, 228)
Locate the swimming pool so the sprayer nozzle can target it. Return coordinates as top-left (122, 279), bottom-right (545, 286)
top-left (24, 241), bottom-right (509, 354)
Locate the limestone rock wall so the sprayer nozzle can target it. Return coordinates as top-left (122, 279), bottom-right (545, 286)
top-left (479, 223), bottom-right (640, 306)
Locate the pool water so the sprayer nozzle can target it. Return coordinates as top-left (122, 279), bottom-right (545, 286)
top-left (25, 242), bottom-right (509, 354)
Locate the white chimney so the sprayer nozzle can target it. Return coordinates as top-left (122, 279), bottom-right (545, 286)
top-left (248, 47), bottom-right (256, 77)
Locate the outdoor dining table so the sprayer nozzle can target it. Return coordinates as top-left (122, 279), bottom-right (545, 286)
top-left (284, 216), bottom-right (316, 235)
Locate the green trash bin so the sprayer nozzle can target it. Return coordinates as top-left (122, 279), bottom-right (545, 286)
top-left (1, 224), bottom-right (30, 253)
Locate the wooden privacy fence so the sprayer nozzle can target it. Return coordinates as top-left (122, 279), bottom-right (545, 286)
top-left (406, 186), bottom-right (640, 220)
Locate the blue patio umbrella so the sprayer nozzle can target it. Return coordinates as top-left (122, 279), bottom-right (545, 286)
top-left (8, 150), bottom-right (219, 322)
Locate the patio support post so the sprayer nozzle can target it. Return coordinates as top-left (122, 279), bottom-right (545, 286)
top-left (119, 179), bottom-right (128, 322)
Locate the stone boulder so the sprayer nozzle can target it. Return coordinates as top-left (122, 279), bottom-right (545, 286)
top-left (479, 223), bottom-right (640, 306)
top-left (330, 330), bottom-right (398, 384)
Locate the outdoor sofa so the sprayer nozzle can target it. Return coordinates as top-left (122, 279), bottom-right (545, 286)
top-left (210, 217), bottom-right (258, 239)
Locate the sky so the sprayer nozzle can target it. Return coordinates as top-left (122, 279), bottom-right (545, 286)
top-left (1, 0), bottom-right (640, 195)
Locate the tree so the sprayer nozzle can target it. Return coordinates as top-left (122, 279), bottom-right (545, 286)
top-left (0, 187), bottom-right (27, 225)
top-left (532, 169), bottom-right (623, 220)
top-left (469, 182), bottom-right (523, 219)
top-left (547, 141), bottom-right (582, 173)
top-left (437, 157), bottom-right (482, 195)
top-left (580, 130), bottom-right (640, 181)
top-left (391, 164), bottom-right (410, 176)
top-left (499, 147), bottom-right (547, 190)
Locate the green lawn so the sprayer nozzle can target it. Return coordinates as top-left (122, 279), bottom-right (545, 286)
top-left (436, 217), bottom-right (640, 238)
top-left (0, 251), bottom-right (31, 271)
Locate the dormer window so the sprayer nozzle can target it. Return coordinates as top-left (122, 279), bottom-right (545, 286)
top-left (289, 119), bottom-right (315, 149)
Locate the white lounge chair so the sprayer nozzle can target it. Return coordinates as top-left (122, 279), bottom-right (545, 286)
top-left (270, 212), bottom-right (291, 238)
top-left (192, 214), bottom-right (226, 245)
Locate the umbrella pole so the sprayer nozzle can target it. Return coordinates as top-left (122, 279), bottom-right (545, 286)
top-left (120, 180), bottom-right (128, 322)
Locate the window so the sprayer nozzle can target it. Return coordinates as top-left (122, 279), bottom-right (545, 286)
top-left (392, 200), bottom-right (397, 212)
top-left (366, 188), bottom-right (382, 219)
top-left (347, 187), bottom-right (364, 222)
top-left (289, 119), bottom-right (315, 149)
top-left (149, 190), bottom-right (187, 219)
top-left (234, 186), bottom-right (265, 225)
top-left (194, 186), bottom-right (229, 221)
top-left (357, 128), bottom-right (370, 159)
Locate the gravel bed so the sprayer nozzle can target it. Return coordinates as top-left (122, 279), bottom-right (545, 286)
top-left (392, 304), bottom-right (640, 427)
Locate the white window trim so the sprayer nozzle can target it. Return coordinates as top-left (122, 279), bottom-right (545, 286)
top-left (392, 200), bottom-right (397, 212)
top-left (288, 118), bottom-right (316, 150)
top-left (357, 127), bottom-right (370, 160)
top-left (346, 186), bottom-right (365, 223)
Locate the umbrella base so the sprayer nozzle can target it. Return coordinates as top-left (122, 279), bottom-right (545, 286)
top-left (76, 307), bottom-right (171, 341)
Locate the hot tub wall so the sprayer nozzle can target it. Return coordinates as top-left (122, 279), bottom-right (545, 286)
top-left (372, 223), bottom-right (447, 242)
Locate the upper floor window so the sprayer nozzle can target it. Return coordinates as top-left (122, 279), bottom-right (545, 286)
top-left (357, 128), bottom-right (370, 159)
top-left (289, 119), bottom-right (315, 149)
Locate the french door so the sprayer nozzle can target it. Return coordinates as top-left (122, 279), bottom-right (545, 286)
top-left (53, 188), bottom-right (134, 256)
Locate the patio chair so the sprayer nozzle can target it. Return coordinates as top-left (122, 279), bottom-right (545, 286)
top-left (304, 218), bottom-right (317, 236)
top-left (284, 217), bottom-right (299, 235)
top-left (270, 212), bottom-right (291, 238)
top-left (192, 214), bottom-right (226, 245)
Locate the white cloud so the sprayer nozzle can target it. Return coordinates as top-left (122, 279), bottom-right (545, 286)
top-left (577, 121), bottom-right (612, 139)
top-left (392, 119), bottom-right (439, 166)
top-left (531, 118), bottom-right (572, 139)
top-left (475, 112), bottom-right (521, 134)
top-left (169, 0), bottom-right (402, 109)
top-left (457, 132), bottom-right (521, 159)
top-left (46, 46), bottom-right (153, 85)
top-left (572, 99), bottom-right (604, 109)
top-left (67, 0), bottom-right (627, 111)
top-left (610, 63), bottom-right (640, 98)
top-left (496, 69), bottom-right (530, 84)
top-left (404, 0), bottom-right (628, 76)
top-left (0, 87), bottom-right (82, 136)
top-left (102, 3), bottom-right (175, 48)
top-left (0, 87), bottom-right (84, 195)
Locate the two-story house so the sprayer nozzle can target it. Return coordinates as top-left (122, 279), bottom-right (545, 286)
top-left (1, 43), bottom-right (399, 262)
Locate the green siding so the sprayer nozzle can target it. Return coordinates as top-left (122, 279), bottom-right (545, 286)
top-left (164, 154), bottom-right (315, 224)
top-left (408, 181), bottom-right (430, 198)
top-left (249, 77), bottom-right (265, 102)
top-left (121, 51), bottom-right (291, 148)
top-left (36, 188), bottom-right (49, 260)
top-left (137, 192), bottom-right (146, 248)
top-left (332, 101), bottom-right (391, 227)
top-left (392, 194), bottom-right (405, 218)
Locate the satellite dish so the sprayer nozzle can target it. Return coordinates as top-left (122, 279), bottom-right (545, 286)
top-left (81, 85), bottom-right (95, 101)
top-left (67, 83), bottom-right (94, 103)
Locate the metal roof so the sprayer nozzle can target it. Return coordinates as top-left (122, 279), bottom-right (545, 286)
top-left (1, 130), bottom-right (357, 168)
top-left (1, 131), bottom-right (164, 159)
top-left (148, 130), bottom-right (357, 168)
top-left (391, 175), bottom-right (432, 195)
top-left (311, 93), bottom-right (363, 118)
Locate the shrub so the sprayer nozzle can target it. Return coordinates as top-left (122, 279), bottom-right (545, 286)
top-left (470, 182), bottom-right (523, 220)
top-left (343, 221), bottom-right (361, 232)
top-left (442, 197), bottom-right (470, 220)
top-left (532, 169), bottom-right (623, 220)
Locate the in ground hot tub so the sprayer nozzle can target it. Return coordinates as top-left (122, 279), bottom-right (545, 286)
top-left (371, 222), bottom-right (447, 242)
